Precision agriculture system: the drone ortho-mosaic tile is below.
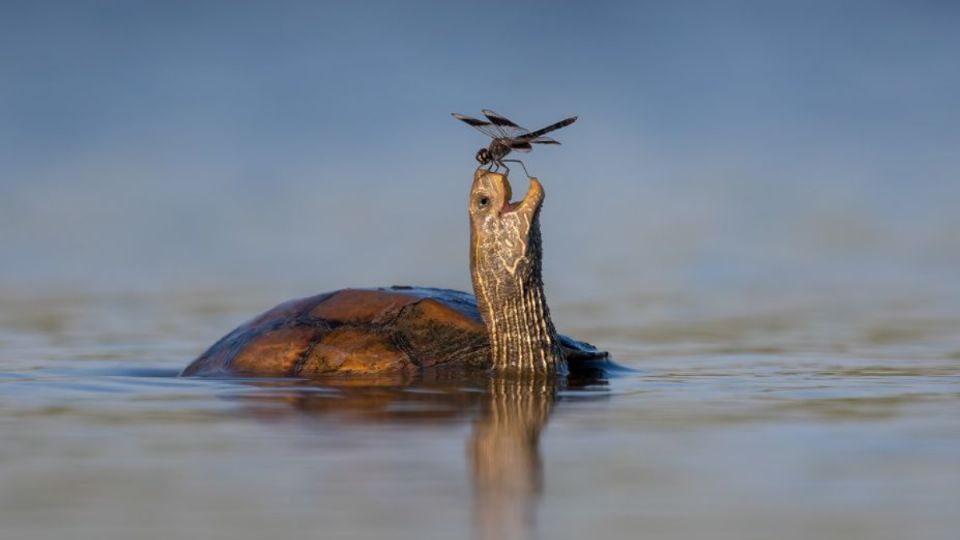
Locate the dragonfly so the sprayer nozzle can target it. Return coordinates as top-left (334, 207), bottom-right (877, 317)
top-left (451, 109), bottom-right (577, 176)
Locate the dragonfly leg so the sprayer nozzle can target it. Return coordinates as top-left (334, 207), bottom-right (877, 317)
top-left (502, 159), bottom-right (530, 178)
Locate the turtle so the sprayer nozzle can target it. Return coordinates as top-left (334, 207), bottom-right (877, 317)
top-left (182, 169), bottom-right (610, 378)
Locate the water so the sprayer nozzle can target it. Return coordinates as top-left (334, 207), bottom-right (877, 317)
top-left (3, 1), bottom-right (959, 537)
top-left (1, 287), bottom-right (958, 540)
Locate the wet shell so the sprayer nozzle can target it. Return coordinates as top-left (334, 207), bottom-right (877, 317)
top-left (182, 286), bottom-right (605, 377)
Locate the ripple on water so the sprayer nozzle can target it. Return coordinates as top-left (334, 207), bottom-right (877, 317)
top-left (1, 290), bottom-right (959, 540)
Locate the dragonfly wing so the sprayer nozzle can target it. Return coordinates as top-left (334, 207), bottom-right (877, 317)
top-left (519, 116), bottom-right (577, 140)
top-left (452, 113), bottom-right (503, 140)
top-left (509, 141), bottom-right (533, 153)
top-left (481, 109), bottom-right (532, 139)
top-left (530, 136), bottom-right (560, 145)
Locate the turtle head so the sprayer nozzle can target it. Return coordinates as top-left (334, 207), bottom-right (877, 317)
top-left (469, 169), bottom-right (545, 281)
top-left (468, 169), bottom-right (563, 375)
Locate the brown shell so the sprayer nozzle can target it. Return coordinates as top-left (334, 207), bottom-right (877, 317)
top-left (182, 287), bottom-right (488, 377)
top-left (182, 286), bottom-right (607, 378)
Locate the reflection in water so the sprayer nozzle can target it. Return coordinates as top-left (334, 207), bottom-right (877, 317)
top-left (3, 291), bottom-right (960, 539)
top-left (230, 372), bottom-right (604, 540)
top-left (470, 377), bottom-right (555, 540)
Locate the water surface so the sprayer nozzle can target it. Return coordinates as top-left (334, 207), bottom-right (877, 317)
top-left (1, 289), bottom-right (958, 540)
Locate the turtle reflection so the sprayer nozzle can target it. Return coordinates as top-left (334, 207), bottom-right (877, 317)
top-left (229, 371), bottom-right (608, 540)
top-left (470, 376), bottom-right (555, 540)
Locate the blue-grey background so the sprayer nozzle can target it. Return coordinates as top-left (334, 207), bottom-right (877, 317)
top-left (3, 5), bottom-right (960, 540)
top-left (2, 0), bottom-right (958, 301)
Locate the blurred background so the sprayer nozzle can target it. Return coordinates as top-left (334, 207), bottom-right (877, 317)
top-left (1, 0), bottom-right (958, 303)
top-left (3, 4), bottom-right (959, 540)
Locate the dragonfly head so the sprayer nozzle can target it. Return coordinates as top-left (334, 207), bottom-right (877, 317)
top-left (475, 148), bottom-right (491, 165)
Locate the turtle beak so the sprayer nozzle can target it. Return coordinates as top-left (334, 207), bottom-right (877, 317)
top-left (499, 176), bottom-right (545, 217)
top-left (512, 177), bottom-right (545, 216)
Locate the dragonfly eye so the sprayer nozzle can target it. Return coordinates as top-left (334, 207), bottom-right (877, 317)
top-left (475, 149), bottom-right (489, 163)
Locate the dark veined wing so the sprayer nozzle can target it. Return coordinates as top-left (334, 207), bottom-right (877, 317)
top-left (451, 113), bottom-right (503, 140)
top-left (481, 109), bottom-right (532, 139)
top-left (518, 116), bottom-right (578, 140)
top-left (508, 140), bottom-right (533, 153)
top-left (530, 136), bottom-right (560, 145)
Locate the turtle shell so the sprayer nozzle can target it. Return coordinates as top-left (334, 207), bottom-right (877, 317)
top-left (182, 286), bottom-right (607, 377)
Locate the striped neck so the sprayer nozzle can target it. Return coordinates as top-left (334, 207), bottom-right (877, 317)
top-left (471, 213), bottom-right (566, 375)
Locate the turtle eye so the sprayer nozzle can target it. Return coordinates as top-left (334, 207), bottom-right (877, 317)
top-left (477, 196), bottom-right (490, 209)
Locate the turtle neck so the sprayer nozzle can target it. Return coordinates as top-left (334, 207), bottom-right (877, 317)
top-left (470, 205), bottom-right (566, 376)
